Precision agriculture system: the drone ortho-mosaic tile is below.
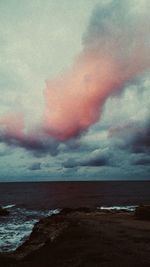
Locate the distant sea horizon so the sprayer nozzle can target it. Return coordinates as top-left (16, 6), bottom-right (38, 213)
top-left (1, 180), bottom-right (150, 208)
top-left (1, 178), bottom-right (150, 183)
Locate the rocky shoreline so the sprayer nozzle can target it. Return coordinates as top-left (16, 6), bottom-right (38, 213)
top-left (0, 206), bottom-right (10, 216)
top-left (0, 207), bottom-right (150, 267)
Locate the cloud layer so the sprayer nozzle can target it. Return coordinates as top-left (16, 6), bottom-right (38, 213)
top-left (0, 0), bottom-right (149, 181)
top-left (44, 0), bottom-right (150, 140)
top-left (0, 0), bottom-right (150, 150)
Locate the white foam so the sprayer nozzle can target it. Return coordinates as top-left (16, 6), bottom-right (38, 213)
top-left (98, 205), bottom-right (138, 212)
top-left (47, 209), bottom-right (60, 216)
top-left (0, 208), bottom-right (60, 252)
top-left (2, 204), bottom-right (16, 209)
top-left (0, 220), bottom-right (37, 252)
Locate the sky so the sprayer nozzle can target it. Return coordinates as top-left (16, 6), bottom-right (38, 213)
top-left (0, 0), bottom-right (150, 181)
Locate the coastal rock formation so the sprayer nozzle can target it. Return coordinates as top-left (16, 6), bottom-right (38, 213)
top-left (135, 205), bottom-right (150, 220)
top-left (0, 206), bottom-right (9, 216)
top-left (1, 208), bottom-right (150, 267)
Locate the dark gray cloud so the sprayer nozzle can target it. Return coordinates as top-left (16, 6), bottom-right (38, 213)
top-left (105, 118), bottom-right (150, 174)
top-left (28, 162), bottom-right (41, 171)
top-left (81, 157), bottom-right (109, 167)
top-left (134, 158), bottom-right (150, 166)
top-left (130, 122), bottom-right (150, 154)
top-left (84, 0), bottom-right (149, 65)
top-left (0, 131), bottom-right (59, 157)
top-left (63, 158), bottom-right (78, 169)
top-left (108, 119), bottom-right (150, 154)
top-left (63, 153), bottom-right (110, 169)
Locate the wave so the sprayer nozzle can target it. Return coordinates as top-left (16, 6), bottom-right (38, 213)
top-left (0, 205), bottom-right (137, 252)
top-left (2, 204), bottom-right (16, 209)
top-left (98, 206), bottom-right (138, 212)
top-left (0, 207), bottom-right (60, 252)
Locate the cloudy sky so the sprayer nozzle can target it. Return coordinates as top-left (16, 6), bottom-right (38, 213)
top-left (0, 0), bottom-right (150, 181)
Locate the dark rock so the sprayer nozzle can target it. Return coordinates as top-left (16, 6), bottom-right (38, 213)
top-left (14, 214), bottom-right (70, 260)
top-left (0, 253), bottom-right (16, 265)
top-left (59, 208), bottom-right (75, 215)
top-left (60, 207), bottom-right (92, 215)
top-left (1, 209), bottom-right (150, 267)
top-left (75, 207), bottom-right (92, 213)
top-left (0, 206), bottom-right (9, 216)
top-left (135, 205), bottom-right (150, 220)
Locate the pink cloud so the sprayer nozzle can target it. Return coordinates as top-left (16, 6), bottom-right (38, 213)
top-left (0, 1), bottom-right (149, 150)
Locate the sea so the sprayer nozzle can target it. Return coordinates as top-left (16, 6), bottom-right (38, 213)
top-left (0, 181), bottom-right (150, 253)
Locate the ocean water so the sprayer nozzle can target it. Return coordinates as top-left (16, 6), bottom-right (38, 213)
top-left (0, 205), bottom-right (59, 252)
top-left (0, 181), bottom-right (150, 252)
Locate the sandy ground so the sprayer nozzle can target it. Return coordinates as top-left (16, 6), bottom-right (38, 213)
top-left (0, 210), bottom-right (150, 267)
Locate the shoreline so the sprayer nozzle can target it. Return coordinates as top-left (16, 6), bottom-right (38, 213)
top-left (1, 207), bottom-right (150, 266)
top-left (0, 205), bottom-right (138, 253)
